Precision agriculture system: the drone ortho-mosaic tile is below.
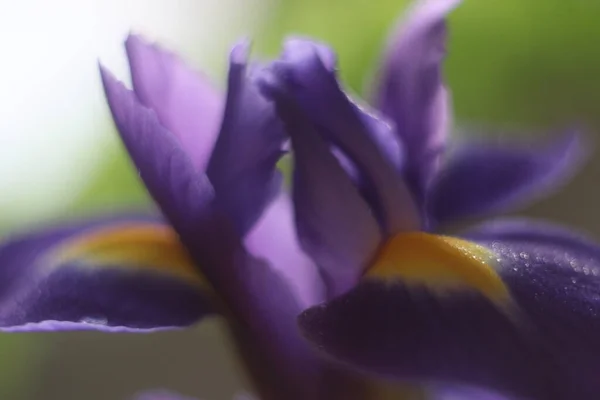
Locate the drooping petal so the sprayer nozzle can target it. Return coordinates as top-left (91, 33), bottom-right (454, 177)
top-left (372, 0), bottom-right (460, 200)
top-left (259, 76), bottom-right (383, 296)
top-left (0, 215), bottom-right (213, 332)
top-left (427, 129), bottom-right (585, 227)
top-left (299, 221), bottom-right (600, 399)
top-left (100, 66), bottom-right (217, 237)
top-left (206, 42), bottom-right (285, 236)
top-left (269, 38), bottom-right (420, 235)
top-left (125, 34), bottom-right (224, 170)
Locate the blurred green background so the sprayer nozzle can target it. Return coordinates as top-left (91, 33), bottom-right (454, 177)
top-left (0, 0), bottom-right (599, 398)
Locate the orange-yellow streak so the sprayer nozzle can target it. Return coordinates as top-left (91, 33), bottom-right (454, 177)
top-left (366, 232), bottom-right (510, 305)
top-left (50, 223), bottom-right (206, 287)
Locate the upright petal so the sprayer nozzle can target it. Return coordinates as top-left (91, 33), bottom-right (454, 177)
top-left (372, 0), bottom-right (460, 200)
top-left (427, 129), bottom-right (585, 227)
top-left (125, 34), bottom-right (224, 170)
top-left (260, 76), bottom-right (383, 296)
top-left (100, 66), bottom-right (216, 237)
top-left (244, 193), bottom-right (326, 310)
top-left (299, 221), bottom-right (600, 399)
top-left (269, 38), bottom-right (420, 235)
top-left (206, 43), bottom-right (285, 236)
top-left (0, 215), bottom-right (213, 332)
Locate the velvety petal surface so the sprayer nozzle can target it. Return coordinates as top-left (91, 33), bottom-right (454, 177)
top-left (260, 77), bottom-right (383, 296)
top-left (0, 215), bottom-right (212, 332)
top-left (373, 0), bottom-right (459, 200)
top-left (299, 220), bottom-right (600, 399)
top-left (427, 130), bottom-right (585, 227)
top-left (268, 38), bottom-right (420, 235)
top-left (125, 34), bottom-right (224, 170)
top-left (206, 43), bottom-right (285, 235)
top-left (101, 66), bottom-right (217, 238)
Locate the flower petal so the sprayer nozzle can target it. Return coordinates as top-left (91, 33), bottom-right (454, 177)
top-left (373, 0), bottom-right (460, 200)
top-left (269, 38), bottom-right (420, 235)
top-left (244, 192), bottom-right (326, 309)
top-left (206, 42), bottom-right (285, 235)
top-left (125, 34), bottom-right (224, 169)
top-left (0, 215), bottom-right (213, 332)
top-left (299, 222), bottom-right (600, 399)
top-left (427, 129), bottom-right (585, 226)
top-left (100, 65), bottom-right (217, 237)
top-left (259, 77), bottom-right (383, 296)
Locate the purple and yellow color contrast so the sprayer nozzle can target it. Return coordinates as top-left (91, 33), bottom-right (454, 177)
top-left (0, 0), bottom-right (597, 399)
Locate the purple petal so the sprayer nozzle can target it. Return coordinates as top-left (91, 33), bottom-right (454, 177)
top-left (125, 34), bottom-right (224, 170)
top-left (0, 215), bottom-right (212, 332)
top-left (268, 38), bottom-right (420, 235)
top-left (431, 386), bottom-right (510, 400)
top-left (244, 192), bottom-right (326, 309)
top-left (299, 222), bottom-right (600, 399)
top-left (427, 129), bottom-right (585, 226)
top-left (206, 42), bottom-right (285, 235)
top-left (373, 0), bottom-right (460, 200)
top-left (100, 65), bottom-right (216, 237)
top-left (259, 79), bottom-right (383, 296)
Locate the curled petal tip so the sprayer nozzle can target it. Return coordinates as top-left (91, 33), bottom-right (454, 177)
top-left (230, 39), bottom-right (252, 64)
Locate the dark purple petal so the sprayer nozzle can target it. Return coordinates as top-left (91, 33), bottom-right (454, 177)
top-left (206, 42), bottom-right (285, 235)
top-left (427, 129), bottom-right (585, 226)
top-left (431, 386), bottom-right (510, 400)
top-left (100, 65), bottom-right (217, 237)
top-left (269, 38), bottom-right (420, 235)
top-left (299, 222), bottom-right (600, 399)
top-left (125, 34), bottom-right (224, 170)
top-left (0, 214), bottom-right (213, 332)
top-left (259, 78), bottom-right (382, 296)
top-left (373, 0), bottom-right (459, 200)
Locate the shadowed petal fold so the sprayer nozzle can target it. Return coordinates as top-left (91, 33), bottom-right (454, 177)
top-left (260, 78), bottom-right (382, 296)
top-left (373, 0), bottom-right (459, 200)
top-left (0, 215), bottom-right (213, 332)
top-left (207, 42), bottom-right (286, 236)
top-left (125, 34), bottom-right (224, 170)
top-left (427, 130), bottom-right (585, 226)
top-left (299, 221), bottom-right (600, 399)
top-left (270, 38), bottom-right (419, 235)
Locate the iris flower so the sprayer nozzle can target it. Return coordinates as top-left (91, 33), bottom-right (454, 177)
top-left (0, 0), bottom-right (595, 399)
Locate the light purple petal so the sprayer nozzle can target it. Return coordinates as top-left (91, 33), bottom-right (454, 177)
top-left (100, 65), bottom-right (217, 238)
top-left (0, 215), bottom-right (212, 332)
top-left (373, 0), bottom-right (460, 200)
top-left (270, 38), bottom-right (420, 235)
top-left (206, 42), bottom-right (285, 235)
top-left (299, 220), bottom-right (600, 399)
top-left (125, 34), bottom-right (224, 170)
top-left (427, 129), bottom-right (585, 226)
top-left (259, 78), bottom-right (383, 296)
top-left (244, 192), bottom-right (326, 309)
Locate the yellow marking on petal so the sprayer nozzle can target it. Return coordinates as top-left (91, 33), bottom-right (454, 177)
top-left (365, 232), bottom-right (510, 305)
top-left (50, 223), bottom-right (206, 287)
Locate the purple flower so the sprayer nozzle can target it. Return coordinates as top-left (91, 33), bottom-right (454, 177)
top-left (260, 0), bottom-right (597, 399)
top-left (0, 0), bottom-right (595, 400)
